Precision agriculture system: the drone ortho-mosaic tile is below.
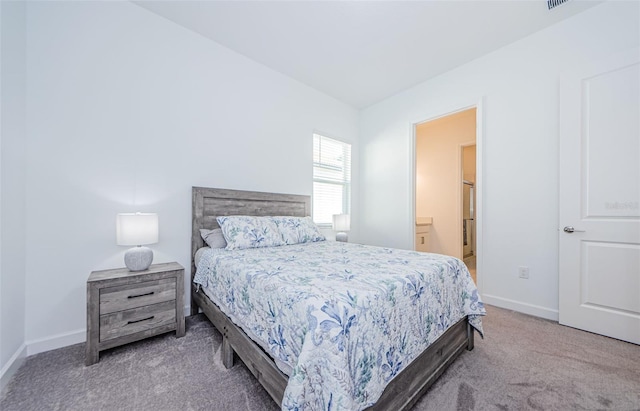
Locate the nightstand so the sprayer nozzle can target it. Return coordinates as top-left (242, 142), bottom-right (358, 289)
top-left (86, 262), bottom-right (185, 365)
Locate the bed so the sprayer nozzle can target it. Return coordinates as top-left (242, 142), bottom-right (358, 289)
top-left (190, 187), bottom-right (485, 410)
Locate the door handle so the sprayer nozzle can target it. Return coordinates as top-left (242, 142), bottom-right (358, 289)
top-left (563, 226), bottom-right (585, 233)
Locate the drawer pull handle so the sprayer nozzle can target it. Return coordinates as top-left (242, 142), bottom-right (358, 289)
top-left (128, 291), bottom-right (155, 299)
top-left (127, 316), bottom-right (154, 325)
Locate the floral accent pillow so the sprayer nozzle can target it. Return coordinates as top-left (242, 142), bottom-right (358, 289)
top-left (270, 216), bottom-right (325, 245)
top-left (217, 216), bottom-right (284, 250)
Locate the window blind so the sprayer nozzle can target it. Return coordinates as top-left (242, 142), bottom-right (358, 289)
top-left (313, 134), bottom-right (351, 226)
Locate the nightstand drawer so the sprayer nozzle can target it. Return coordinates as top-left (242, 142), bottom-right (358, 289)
top-left (100, 278), bottom-right (176, 314)
top-left (99, 300), bottom-right (176, 342)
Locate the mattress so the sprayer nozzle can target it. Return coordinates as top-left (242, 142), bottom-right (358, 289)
top-left (194, 241), bottom-right (485, 410)
top-left (194, 246), bottom-right (209, 269)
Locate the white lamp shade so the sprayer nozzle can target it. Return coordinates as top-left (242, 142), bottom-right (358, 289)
top-left (332, 214), bottom-right (350, 232)
top-left (116, 213), bottom-right (159, 246)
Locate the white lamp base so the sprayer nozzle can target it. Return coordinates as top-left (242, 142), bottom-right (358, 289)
top-left (336, 232), bottom-right (348, 242)
top-left (124, 246), bottom-right (153, 271)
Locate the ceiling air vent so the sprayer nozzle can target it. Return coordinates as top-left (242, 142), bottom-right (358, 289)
top-left (547, 0), bottom-right (570, 10)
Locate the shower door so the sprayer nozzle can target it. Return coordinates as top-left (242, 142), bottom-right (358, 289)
top-left (463, 181), bottom-right (475, 258)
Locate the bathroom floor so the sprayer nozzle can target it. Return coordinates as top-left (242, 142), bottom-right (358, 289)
top-left (464, 255), bottom-right (476, 284)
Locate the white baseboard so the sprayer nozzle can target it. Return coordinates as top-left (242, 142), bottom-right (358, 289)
top-left (26, 329), bottom-right (85, 356)
top-left (25, 305), bottom-right (191, 357)
top-left (482, 294), bottom-right (559, 321)
top-left (0, 343), bottom-right (27, 395)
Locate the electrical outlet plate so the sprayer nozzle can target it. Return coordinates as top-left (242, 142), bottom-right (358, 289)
top-left (518, 266), bottom-right (529, 279)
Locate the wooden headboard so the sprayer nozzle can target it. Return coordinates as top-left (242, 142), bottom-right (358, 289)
top-left (191, 187), bottom-right (311, 282)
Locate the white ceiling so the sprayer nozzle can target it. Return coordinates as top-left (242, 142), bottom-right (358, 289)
top-left (134, 0), bottom-right (603, 108)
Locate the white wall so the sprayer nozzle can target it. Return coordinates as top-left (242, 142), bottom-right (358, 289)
top-left (0, 0), bottom-right (28, 391)
top-left (23, 1), bottom-right (358, 351)
top-left (357, 1), bottom-right (640, 319)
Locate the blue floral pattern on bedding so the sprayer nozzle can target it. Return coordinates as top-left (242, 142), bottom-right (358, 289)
top-left (194, 241), bottom-right (485, 411)
top-left (270, 216), bottom-right (325, 245)
top-left (217, 216), bottom-right (284, 250)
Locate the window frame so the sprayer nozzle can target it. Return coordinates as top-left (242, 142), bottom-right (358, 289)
top-left (312, 134), bottom-right (351, 228)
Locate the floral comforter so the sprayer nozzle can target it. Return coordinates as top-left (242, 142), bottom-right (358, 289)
top-left (194, 241), bottom-right (485, 411)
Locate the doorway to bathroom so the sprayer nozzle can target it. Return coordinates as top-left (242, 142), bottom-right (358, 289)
top-left (414, 106), bottom-right (480, 284)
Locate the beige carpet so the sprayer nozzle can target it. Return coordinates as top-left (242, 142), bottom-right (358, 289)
top-left (2, 305), bottom-right (639, 410)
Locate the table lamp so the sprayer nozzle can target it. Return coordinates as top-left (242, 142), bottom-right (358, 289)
top-left (116, 212), bottom-right (158, 271)
top-left (332, 214), bottom-right (350, 242)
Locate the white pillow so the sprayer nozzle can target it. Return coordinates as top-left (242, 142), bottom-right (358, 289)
top-left (199, 228), bottom-right (227, 249)
top-left (216, 216), bottom-right (284, 250)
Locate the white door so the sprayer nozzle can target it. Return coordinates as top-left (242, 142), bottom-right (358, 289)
top-left (559, 48), bottom-right (640, 345)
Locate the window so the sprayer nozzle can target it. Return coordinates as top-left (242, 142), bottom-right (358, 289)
top-left (313, 134), bottom-right (351, 226)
